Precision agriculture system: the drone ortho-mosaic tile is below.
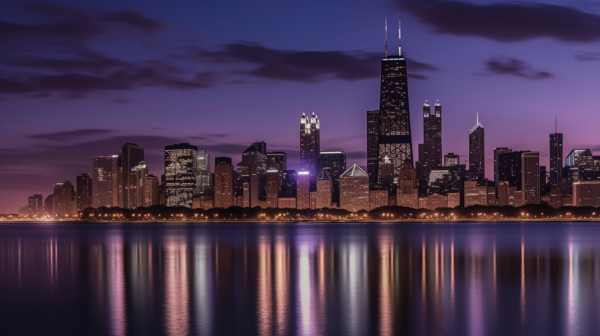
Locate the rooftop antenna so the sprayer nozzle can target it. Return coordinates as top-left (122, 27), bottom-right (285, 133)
top-left (398, 13), bottom-right (402, 56)
top-left (477, 111), bottom-right (479, 124)
top-left (385, 17), bottom-right (388, 57)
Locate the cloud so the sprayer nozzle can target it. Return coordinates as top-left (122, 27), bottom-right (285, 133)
top-left (483, 57), bottom-right (553, 80)
top-left (409, 73), bottom-right (428, 80)
top-left (399, 0), bottom-right (600, 43)
top-left (30, 129), bottom-right (116, 141)
top-left (186, 42), bottom-right (438, 82)
top-left (575, 51), bottom-right (600, 61)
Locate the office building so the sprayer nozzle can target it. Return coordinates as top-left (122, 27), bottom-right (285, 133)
top-left (297, 171), bottom-right (311, 210)
top-left (316, 169), bottom-right (333, 209)
top-left (93, 155), bottom-right (119, 208)
top-left (550, 132), bottom-right (563, 185)
top-left (320, 151), bottom-right (346, 204)
top-left (367, 110), bottom-right (380, 187)
top-left (444, 153), bottom-right (459, 167)
top-left (28, 193), bottom-right (44, 215)
top-left (76, 173), bottom-right (92, 211)
top-left (197, 148), bottom-right (211, 193)
top-left (521, 152), bottom-right (540, 205)
top-left (420, 100), bottom-right (442, 170)
top-left (498, 151), bottom-right (530, 189)
top-left (242, 144), bottom-right (268, 207)
top-left (340, 164), bottom-right (369, 212)
top-left (130, 162), bottom-right (148, 208)
top-left (144, 175), bottom-right (160, 207)
top-left (266, 151), bottom-right (287, 171)
top-left (278, 197), bottom-right (296, 209)
top-left (121, 143), bottom-right (144, 209)
top-left (493, 147), bottom-right (512, 183)
top-left (549, 185), bottom-right (564, 209)
top-left (165, 143), bottom-right (198, 207)
top-left (53, 181), bottom-right (75, 216)
top-left (469, 114), bottom-right (485, 181)
top-left (572, 181), bottom-right (600, 207)
top-left (370, 190), bottom-right (389, 211)
top-left (266, 170), bottom-right (280, 208)
top-left (300, 112), bottom-right (321, 186)
top-left (419, 193), bottom-right (447, 211)
top-left (464, 181), bottom-right (487, 207)
top-left (214, 158), bottom-right (234, 209)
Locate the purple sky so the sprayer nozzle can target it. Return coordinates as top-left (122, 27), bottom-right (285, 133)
top-left (1, 0), bottom-right (599, 213)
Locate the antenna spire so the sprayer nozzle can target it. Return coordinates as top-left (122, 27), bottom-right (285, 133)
top-left (477, 111), bottom-right (479, 124)
top-left (385, 17), bottom-right (388, 57)
top-left (398, 14), bottom-right (402, 55)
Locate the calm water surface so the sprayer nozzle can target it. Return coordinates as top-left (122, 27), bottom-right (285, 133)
top-left (0, 222), bottom-right (599, 336)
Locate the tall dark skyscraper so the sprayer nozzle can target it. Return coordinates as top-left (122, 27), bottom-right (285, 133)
top-left (266, 151), bottom-right (287, 171)
top-left (122, 143), bottom-right (144, 209)
top-left (242, 144), bottom-right (267, 206)
top-left (493, 147), bottom-right (512, 183)
top-left (421, 100), bottom-right (442, 168)
top-left (550, 132), bottom-right (563, 185)
top-left (366, 110), bottom-right (380, 187)
top-left (320, 151), bottom-right (346, 206)
top-left (300, 112), bottom-right (320, 186)
top-left (76, 173), bottom-right (92, 211)
top-left (469, 114), bottom-right (485, 181)
top-left (377, 17), bottom-right (413, 182)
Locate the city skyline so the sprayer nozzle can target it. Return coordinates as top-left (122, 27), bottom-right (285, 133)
top-left (2, 0), bottom-right (600, 213)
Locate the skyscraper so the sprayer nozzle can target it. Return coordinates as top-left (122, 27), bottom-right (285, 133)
top-left (93, 155), bottom-right (119, 208)
top-left (76, 173), bottom-right (92, 211)
top-left (444, 153), bottom-right (460, 167)
top-left (144, 175), bottom-right (160, 207)
top-left (366, 110), bottom-right (380, 187)
top-left (297, 171), bottom-right (311, 210)
top-left (377, 17), bottom-right (413, 182)
top-left (469, 114), bottom-right (485, 181)
top-left (550, 122), bottom-right (563, 185)
top-left (242, 144), bottom-right (267, 207)
top-left (28, 193), bottom-right (43, 215)
top-left (121, 143), bottom-right (144, 209)
top-left (130, 162), bottom-right (148, 208)
top-left (522, 152), bottom-right (540, 205)
top-left (339, 164), bottom-right (369, 212)
top-left (320, 151), bottom-right (346, 206)
top-left (197, 148), bottom-right (211, 193)
top-left (493, 147), bottom-right (512, 183)
top-left (214, 158), bottom-right (234, 208)
top-left (266, 151), bottom-right (287, 171)
top-left (498, 151), bottom-right (530, 189)
top-left (266, 170), bottom-right (280, 208)
top-left (316, 169), bottom-right (333, 209)
top-left (300, 112), bottom-right (320, 186)
top-left (53, 181), bottom-right (75, 216)
top-left (164, 143), bottom-right (198, 208)
top-left (421, 100), bottom-right (442, 169)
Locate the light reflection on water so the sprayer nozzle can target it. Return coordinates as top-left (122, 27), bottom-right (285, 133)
top-left (1, 222), bottom-right (600, 335)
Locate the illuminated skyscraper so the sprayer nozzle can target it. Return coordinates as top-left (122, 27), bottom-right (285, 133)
top-left (339, 164), bottom-right (369, 212)
top-left (297, 171), bottom-right (311, 209)
top-left (242, 144), bottom-right (267, 207)
top-left (493, 147), bottom-right (512, 183)
top-left (469, 114), bottom-right (485, 181)
top-left (444, 153), bottom-right (459, 167)
top-left (130, 162), bottom-right (148, 208)
top-left (266, 170), bottom-right (280, 208)
top-left (28, 193), bottom-right (43, 215)
top-left (522, 151), bottom-right (540, 205)
top-left (377, 17), bottom-right (413, 181)
top-left (214, 158), bottom-right (234, 208)
top-left (93, 155), bottom-right (119, 208)
top-left (144, 175), bottom-right (160, 207)
top-left (76, 173), bottom-right (92, 211)
top-left (121, 143), bottom-right (144, 209)
top-left (164, 143), bottom-right (198, 208)
top-left (550, 120), bottom-right (563, 185)
top-left (300, 112), bottom-right (320, 186)
top-left (316, 169), bottom-right (332, 209)
top-left (420, 100), bottom-right (442, 169)
top-left (53, 181), bottom-right (75, 216)
top-left (266, 151), bottom-right (287, 171)
top-left (197, 148), bottom-right (211, 193)
top-left (366, 110), bottom-right (380, 187)
top-left (320, 151), bottom-right (346, 205)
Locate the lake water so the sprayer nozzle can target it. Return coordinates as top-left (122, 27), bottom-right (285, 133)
top-left (0, 221), bottom-right (599, 336)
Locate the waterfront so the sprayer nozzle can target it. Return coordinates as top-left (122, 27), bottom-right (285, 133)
top-left (1, 222), bottom-right (600, 335)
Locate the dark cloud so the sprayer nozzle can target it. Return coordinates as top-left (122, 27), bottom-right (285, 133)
top-left (575, 51), bottom-right (600, 61)
top-left (189, 133), bottom-right (231, 140)
top-left (187, 42), bottom-right (438, 82)
top-left (6, 52), bottom-right (130, 74)
top-left (30, 129), bottom-right (116, 141)
top-left (409, 73), bottom-right (428, 80)
top-left (483, 57), bottom-right (553, 80)
top-left (400, 1), bottom-right (600, 43)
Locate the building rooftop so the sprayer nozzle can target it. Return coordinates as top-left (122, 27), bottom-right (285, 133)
top-left (340, 164), bottom-right (368, 178)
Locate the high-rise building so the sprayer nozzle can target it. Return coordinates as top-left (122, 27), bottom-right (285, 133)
top-left (369, 190), bottom-right (389, 211)
top-left (214, 158), bottom-right (234, 208)
top-left (498, 151), bottom-right (530, 189)
top-left (397, 159), bottom-right (417, 195)
top-left (549, 185), bottom-right (564, 209)
top-left (377, 24), bottom-right (413, 182)
top-left (266, 151), bottom-right (287, 171)
top-left (366, 110), bottom-right (380, 187)
top-left (420, 100), bottom-right (442, 169)
top-left (164, 143), bottom-right (198, 208)
top-left (549, 132), bottom-right (563, 185)
top-left (522, 152), bottom-right (540, 205)
top-left (493, 147), bottom-right (512, 183)
top-left (28, 193), bottom-right (44, 215)
top-left (252, 141), bottom-right (267, 155)
top-left (444, 153), bottom-right (459, 167)
top-left (469, 114), bottom-right (485, 181)
top-left (53, 181), bottom-right (75, 216)
top-left (464, 181), bottom-right (487, 207)
top-left (266, 170), bottom-right (280, 208)
top-left (316, 169), bottom-right (333, 209)
top-left (144, 175), bottom-right (160, 207)
top-left (93, 155), bottom-right (119, 208)
top-left (44, 194), bottom-right (54, 215)
top-left (242, 144), bottom-right (267, 206)
top-left (76, 173), bottom-right (92, 211)
top-left (280, 170), bottom-right (297, 198)
top-left (572, 181), bottom-right (600, 207)
top-left (426, 165), bottom-right (466, 200)
top-left (300, 112), bottom-right (321, 186)
top-left (339, 164), bottom-right (369, 212)
top-left (297, 171), bottom-right (311, 209)
top-left (320, 151), bottom-right (346, 205)
top-left (130, 162), bottom-right (148, 208)
top-left (197, 148), bottom-right (211, 193)
top-left (121, 143), bottom-right (144, 209)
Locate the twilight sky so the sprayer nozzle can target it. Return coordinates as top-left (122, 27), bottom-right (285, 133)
top-left (1, 0), bottom-right (599, 213)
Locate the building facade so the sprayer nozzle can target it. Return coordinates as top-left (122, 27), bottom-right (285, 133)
top-left (93, 155), bottom-right (119, 208)
top-left (214, 159), bottom-right (234, 209)
top-left (76, 173), bottom-right (92, 211)
top-left (469, 115), bottom-right (485, 181)
top-left (300, 112), bottom-right (321, 186)
top-left (121, 143), bottom-right (144, 209)
top-left (549, 133), bottom-right (563, 185)
top-left (316, 169), bottom-right (333, 209)
top-left (164, 143), bottom-right (198, 207)
top-left (339, 164), bottom-right (370, 212)
top-left (522, 152), bottom-right (540, 205)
